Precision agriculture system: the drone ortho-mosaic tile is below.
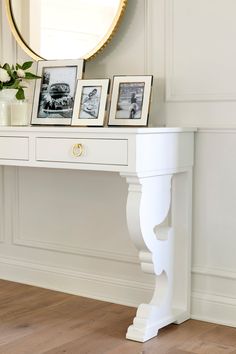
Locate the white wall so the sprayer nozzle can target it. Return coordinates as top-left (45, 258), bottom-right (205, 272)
top-left (160, 0), bottom-right (236, 326)
top-left (192, 129), bottom-right (236, 326)
top-left (0, 0), bottom-right (157, 307)
top-left (164, 0), bottom-right (236, 128)
top-left (0, 0), bottom-right (236, 327)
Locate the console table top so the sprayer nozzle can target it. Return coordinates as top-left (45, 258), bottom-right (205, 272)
top-left (0, 126), bottom-right (196, 134)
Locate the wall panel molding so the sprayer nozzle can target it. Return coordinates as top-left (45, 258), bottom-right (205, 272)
top-left (1, 1), bottom-right (17, 63)
top-left (13, 237), bottom-right (139, 264)
top-left (192, 266), bottom-right (236, 281)
top-left (165, 0), bottom-right (236, 102)
top-left (143, 0), bottom-right (165, 126)
top-left (143, 0), bottom-right (153, 75)
top-left (0, 1), bottom-right (3, 59)
top-left (0, 167), bottom-right (4, 243)
top-left (12, 168), bottom-right (138, 264)
top-left (191, 291), bottom-right (236, 328)
top-left (0, 255), bottom-right (152, 307)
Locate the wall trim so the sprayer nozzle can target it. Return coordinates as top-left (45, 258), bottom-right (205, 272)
top-left (198, 128), bottom-right (236, 134)
top-left (0, 255), bottom-right (153, 307)
top-left (144, 0), bottom-right (152, 75)
top-left (192, 266), bottom-right (236, 280)
top-left (13, 238), bottom-right (139, 264)
top-left (0, 1), bottom-right (3, 59)
top-left (0, 167), bottom-right (4, 243)
top-left (1, 255), bottom-right (235, 326)
top-left (1, 0), bottom-right (16, 63)
top-left (191, 291), bottom-right (236, 328)
top-left (165, 0), bottom-right (236, 102)
top-left (12, 168), bottom-right (138, 264)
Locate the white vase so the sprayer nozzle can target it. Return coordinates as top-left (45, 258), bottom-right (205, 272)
top-left (11, 100), bottom-right (29, 126)
top-left (0, 89), bottom-right (17, 126)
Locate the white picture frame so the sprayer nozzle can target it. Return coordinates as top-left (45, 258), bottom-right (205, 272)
top-left (31, 59), bottom-right (84, 125)
top-left (108, 75), bottom-right (153, 126)
top-left (71, 79), bottom-right (109, 126)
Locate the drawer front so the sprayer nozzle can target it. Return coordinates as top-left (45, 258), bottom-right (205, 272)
top-left (0, 137), bottom-right (29, 160)
top-left (36, 138), bottom-right (128, 166)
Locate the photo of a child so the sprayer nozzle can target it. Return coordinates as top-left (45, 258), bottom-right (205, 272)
top-left (78, 86), bottom-right (102, 119)
top-left (116, 82), bottom-right (145, 119)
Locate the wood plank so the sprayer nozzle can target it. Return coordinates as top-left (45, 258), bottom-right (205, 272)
top-left (179, 340), bottom-right (236, 354)
top-left (0, 280), bottom-right (235, 354)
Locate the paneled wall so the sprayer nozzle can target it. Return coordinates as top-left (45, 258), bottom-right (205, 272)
top-left (0, 0), bottom-right (236, 327)
top-left (163, 0), bottom-right (236, 326)
top-left (165, 0), bottom-right (236, 127)
top-left (0, 0), bottom-right (156, 307)
top-left (192, 130), bottom-right (236, 326)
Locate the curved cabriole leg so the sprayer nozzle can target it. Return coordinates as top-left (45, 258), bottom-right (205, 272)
top-left (122, 173), bottom-right (175, 342)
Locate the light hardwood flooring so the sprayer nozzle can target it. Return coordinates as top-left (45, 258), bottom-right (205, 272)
top-left (0, 279), bottom-right (235, 354)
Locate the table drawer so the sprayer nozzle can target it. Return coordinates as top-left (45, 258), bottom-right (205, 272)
top-left (36, 138), bottom-right (128, 166)
top-left (0, 136), bottom-right (29, 160)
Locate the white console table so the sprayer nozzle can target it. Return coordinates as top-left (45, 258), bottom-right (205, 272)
top-left (0, 126), bottom-right (195, 342)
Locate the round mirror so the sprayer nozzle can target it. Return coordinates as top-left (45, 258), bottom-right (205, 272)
top-left (5, 0), bottom-right (127, 60)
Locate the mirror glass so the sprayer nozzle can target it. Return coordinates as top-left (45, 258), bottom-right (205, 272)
top-left (7, 0), bottom-right (126, 60)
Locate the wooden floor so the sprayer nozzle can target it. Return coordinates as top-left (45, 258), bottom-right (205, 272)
top-left (0, 280), bottom-right (235, 354)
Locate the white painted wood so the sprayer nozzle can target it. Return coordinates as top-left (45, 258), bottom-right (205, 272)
top-left (123, 173), bottom-right (175, 341)
top-left (135, 133), bottom-right (194, 173)
top-left (36, 138), bottom-right (128, 166)
top-left (0, 137), bottom-right (29, 160)
top-left (123, 168), bottom-right (193, 341)
top-left (0, 127), bottom-right (194, 342)
top-left (0, 127), bottom-right (194, 173)
top-left (1, 0), bottom-right (235, 334)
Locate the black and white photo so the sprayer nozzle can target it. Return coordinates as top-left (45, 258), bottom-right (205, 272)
top-left (31, 59), bottom-right (84, 125)
top-left (116, 82), bottom-right (145, 119)
top-left (108, 75), bottom-right (153, 126)
top-left (37, 67), bottom-right (76, 118)
top-left (72, 79), bottom-right (109, 126)
top-left (78, 86), bottom-right (102, 119)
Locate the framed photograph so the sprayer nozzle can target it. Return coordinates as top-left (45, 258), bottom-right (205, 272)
top-left (71, 79), bottom-right (109, 126)
top-left (31, 59), bottom-right (84, 125)
top-left (108, 75), bottom-right (153, 126)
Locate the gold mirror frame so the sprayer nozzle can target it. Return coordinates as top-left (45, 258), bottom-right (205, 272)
top-left (4, 0), bottom-right (127, 61)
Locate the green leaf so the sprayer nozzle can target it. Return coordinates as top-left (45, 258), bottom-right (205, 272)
top-left (11, 71), bottom-right (17, 79)
top-left (3, 63), bottom-right (10, 71)
top-left (25, 72), bottom-right (41, 79)
top-left (7, 79), bottom-right (21, 89)
top-left (16, 63), bottom-right (21, 70)
top-left (22, 61), bottom-right (33, 70)
top-left (4, 78), bottom-right (16, 87)
top-left (16, 87), bottom-right (25, 100)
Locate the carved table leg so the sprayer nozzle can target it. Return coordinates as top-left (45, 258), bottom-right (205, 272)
top-left (121, 171), bottom-right (192, 342)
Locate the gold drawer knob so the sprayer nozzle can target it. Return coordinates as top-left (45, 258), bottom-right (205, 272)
top-left (72, 143), bottom-right (84, 157)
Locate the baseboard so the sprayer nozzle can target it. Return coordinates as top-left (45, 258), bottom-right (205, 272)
top-left (191, 291), bottom-right (236, 328)
top-left (0, 255), bottom-right (153, 307)
top-left (1, 256), bottom-right (235, 329)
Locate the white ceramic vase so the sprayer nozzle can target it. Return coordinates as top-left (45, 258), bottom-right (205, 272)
top-left (0, 89), bottom-right (17, 126)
